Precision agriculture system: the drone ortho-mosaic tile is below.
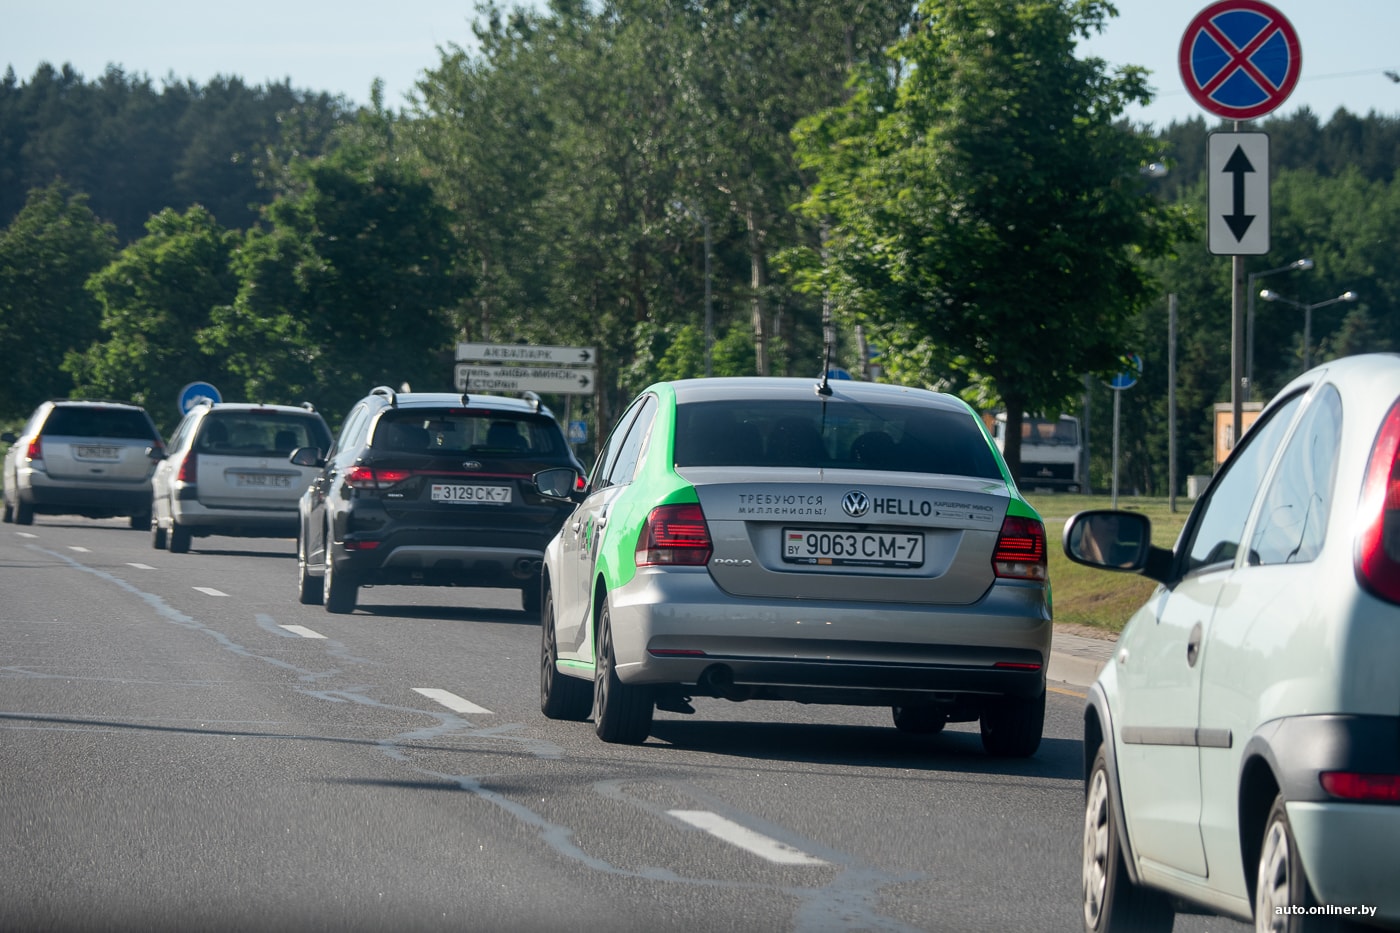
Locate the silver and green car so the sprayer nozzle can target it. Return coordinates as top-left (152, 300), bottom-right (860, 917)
top-left (538, 377), bottom-right (1052, 755)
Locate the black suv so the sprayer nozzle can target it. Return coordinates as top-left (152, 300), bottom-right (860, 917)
top-left (294, 386), bottom-right (585, 614)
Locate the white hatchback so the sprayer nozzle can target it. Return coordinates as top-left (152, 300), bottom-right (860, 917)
top-left (151, 401), bottom-right (332, 553)
top-left (1065, 353), bottom-right (1400, 932)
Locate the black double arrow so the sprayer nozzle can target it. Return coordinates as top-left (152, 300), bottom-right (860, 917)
top-left (1222, 145), bottom-right (1256, 241)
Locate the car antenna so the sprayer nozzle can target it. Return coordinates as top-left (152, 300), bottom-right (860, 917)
top-left (815, 315), bottom-right (834, 397)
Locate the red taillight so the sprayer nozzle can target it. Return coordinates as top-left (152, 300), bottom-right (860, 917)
top-left (637, 503), bottom-right (712, 567)
top-left (994, 515), bottom-right (1048, 581)
top-left (176, 452), bottom-right (197, 484)
top-left (1356, 399), bottom-right (1400, 605)
top-left (345, 466), bottom-right (413, 489)
top-left (25, 437), bottom-right (42, 462)
top-left (1320, 771), bottom-right (1400, 802)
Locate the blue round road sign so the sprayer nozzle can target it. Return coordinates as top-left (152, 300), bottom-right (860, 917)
top-left (177, 381), bottom-right (222, 414)
top-left (1179, 0), bottom-right (1301, 121)
top-left (1108, 354), bottom-right (1143, 391)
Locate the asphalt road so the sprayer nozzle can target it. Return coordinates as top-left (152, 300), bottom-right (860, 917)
top-left (1, 517), bottom-right (1248, 933)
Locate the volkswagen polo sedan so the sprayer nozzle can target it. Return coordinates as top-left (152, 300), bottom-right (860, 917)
top-left (538, 376), bottom-right (1052, 754)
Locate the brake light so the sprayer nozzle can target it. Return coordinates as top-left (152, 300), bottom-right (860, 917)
top-left (344, 466), bottom-right (413, 489)
top-left (25, 436), bottom-right (42, 462)
top-left (1356, 399), bottom-right (1400, 605)
top-left (993, 515), bottom-right (1048, 581)
top-left (637, 504), bottom-right (712, 566)
top-left (176, 451), bottom-right (197, 484)
top-left (1320, 771), bottom-right (1400, 802)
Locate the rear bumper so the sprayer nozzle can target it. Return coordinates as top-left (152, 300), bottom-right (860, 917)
top-left (336, 527), bottom-right (556, 588)
top-left (605, 566), bottom-right (1051, 704)
top-left (17, 470), bottom-right (151, 516)
top-left (1287, 802), bottom-right (1400, 923)
top-left (170, 498), bottom-right (299, 537)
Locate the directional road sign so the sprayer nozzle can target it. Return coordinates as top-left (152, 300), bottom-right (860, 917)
top-left (1179, 0), bottom-right (1301, 121)
top-left (1209, 132), bottom-right (1270, 255)
top-left (455, 365), bottom-right (596, 396)
top-left (456, 343), bottom-right (596, 366)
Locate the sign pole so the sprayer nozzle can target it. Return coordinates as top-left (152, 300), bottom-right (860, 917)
top-left (1112, 388), bottom-right (1121, 509)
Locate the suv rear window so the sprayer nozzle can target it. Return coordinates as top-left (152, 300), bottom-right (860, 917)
top-left (199, 413), bottom-right (332, 456)
top-left (43, 407), bottom-right (158, 440)
top-left (373, 411), bottom-right (565, 457)
top-left (674, 400), bottom-right (1002, 478)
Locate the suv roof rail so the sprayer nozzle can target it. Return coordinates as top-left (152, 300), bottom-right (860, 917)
top-left (189, 396), bottom-right (216, 410)
top-left (369, 385), bottom-right (398, 407)
top-left (523, 391), bottom-right (543, 413)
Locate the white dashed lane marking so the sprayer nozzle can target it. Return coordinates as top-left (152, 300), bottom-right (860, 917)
top-left (127, 563), bottom-right (154, 570)
top-left (667, 810), bottom-right (828, 865)
top-left (279, 625), bottom-right (326, 639)
top-left (193, 587), bottom-right (228, 597)
top-left (413, 688), bottom-right (493, 715)
top-left (68, 546), bottom-right (91, 553)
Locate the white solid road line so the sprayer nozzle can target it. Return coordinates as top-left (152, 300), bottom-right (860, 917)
top-left (413, 687), bottom-right (493, 715)
top-left (192, 587), bottom-right (227, 597)
top-left (667, 810), bottom-right (828, 866)
top-left (279, 625), bottom-right (326, 639)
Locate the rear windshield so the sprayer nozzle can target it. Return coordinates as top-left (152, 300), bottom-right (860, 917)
top-left (43, 406), bottom-right (158, 440)
top-left (198, 412), bottom-right (332, 456)
top-left (372, 411), bottom-right (565, 458)
top-left (1020, 417), bottom-right (1079, 445)
top-left (674, 399), bottom-right (1003, 478)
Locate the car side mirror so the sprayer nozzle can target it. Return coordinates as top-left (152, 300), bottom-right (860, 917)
top-left (1, 431), bottom-right (16, 444)
top-left (1062, 510), bottom-right (1152, 571)
top-left (289, 446), bottom-right (325, 468)
top-left (534, 466), bottom-right (584, 502)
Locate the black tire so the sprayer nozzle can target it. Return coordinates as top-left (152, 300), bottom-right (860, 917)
top-left (593, 601), bottom-right (653, 744)
top-left (15, 498), bottom-right (34, 525)
top-left (151, 519), bottom-right (167, 550)
top-left (892, 705), bottom-right (947, 734)
top-left (2, 496), bottom-right (13, 523)
top-left (1256, 794), bottom-right (1339, 932)
top-left (169, 521), bottom-right (191, 553)
top-left (980, 688), bottom-right (1045, 757)
top-left (297, 531), bottom-right (324, 606)
top-left (1082, 745), bottom-right (1174, 933)
top-left (540, 588), bottom-right (591, 721)
top-left (323, 544), bottom-right (357, 614)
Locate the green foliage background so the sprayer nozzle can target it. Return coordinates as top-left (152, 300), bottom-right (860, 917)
top-left (2, 0), bottom-right (1398, 486)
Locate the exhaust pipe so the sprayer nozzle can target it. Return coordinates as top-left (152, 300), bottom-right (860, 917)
top-left (513, 557), bottom-right (543, 577)
top-left (698, 664), bottom-right (755, 702)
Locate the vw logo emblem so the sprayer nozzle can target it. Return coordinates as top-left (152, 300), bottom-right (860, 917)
top-left (461, 460), bottom-right (482, 470)
top-left (842, 490), bottom-right (870, 518)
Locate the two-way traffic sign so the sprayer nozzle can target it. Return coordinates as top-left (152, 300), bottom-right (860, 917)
top-left (1209, 132), bottom-right (1270, 255)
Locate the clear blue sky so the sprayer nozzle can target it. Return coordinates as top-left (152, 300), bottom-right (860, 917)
top-left (4, 1), bottom-right (1397, 126)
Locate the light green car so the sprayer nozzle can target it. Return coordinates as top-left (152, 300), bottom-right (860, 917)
top-left (538, 376), bottom-right (1052, 755)
top-left (1068, 353), bottom-right (1400, 932)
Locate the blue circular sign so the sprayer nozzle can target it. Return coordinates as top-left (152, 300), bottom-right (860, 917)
top-left (1179, 0), bottom-right (1301, 120)
top-left (177, 381), bottom-right (222, 414)
top-left (1108, 354), bottom-right (1143, 391)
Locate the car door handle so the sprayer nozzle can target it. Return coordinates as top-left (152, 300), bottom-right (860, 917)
top-left (1187, 622), bottom-right (1204, 667)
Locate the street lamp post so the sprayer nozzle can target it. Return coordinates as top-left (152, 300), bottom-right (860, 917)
top-left (1258, 289), bottom-right (1359, 372)
top-left (1247, 258), bottom-right (1313, 400)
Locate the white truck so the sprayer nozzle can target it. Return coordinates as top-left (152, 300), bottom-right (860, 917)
top-left (991, 412), bottom-right (1083, 493)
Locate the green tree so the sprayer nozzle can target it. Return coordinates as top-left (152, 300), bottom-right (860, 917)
top-left (0, 181), bottom-right (117, 420)
top-left (791, 0), bottom-right (1189, 477)
top-left (204, 119), bottom-right (461, 420)
top-left (65, 205), bottom-right (240, 433)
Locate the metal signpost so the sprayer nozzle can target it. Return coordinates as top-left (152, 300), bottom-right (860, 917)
top-left (1106, 354), bottom-right (1142, 508)
top-left (1180, 0), bottom-right (1301, 456)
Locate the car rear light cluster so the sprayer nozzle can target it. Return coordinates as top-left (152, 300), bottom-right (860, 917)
top-left (344, 466), bottom-right (413, 490)
top-left (993, 515), bottom-right (1048, 581)
top-left (637, 504), bottom-right (712, 567)
top-left (25, 437), bottom-right (42, 462)
top-left (177, 452), bottom-right (197, 484)
top-left (1355, 398), bottom-right (1400, 605)
top-left (1320, 771), bottom-right (1400, 803)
